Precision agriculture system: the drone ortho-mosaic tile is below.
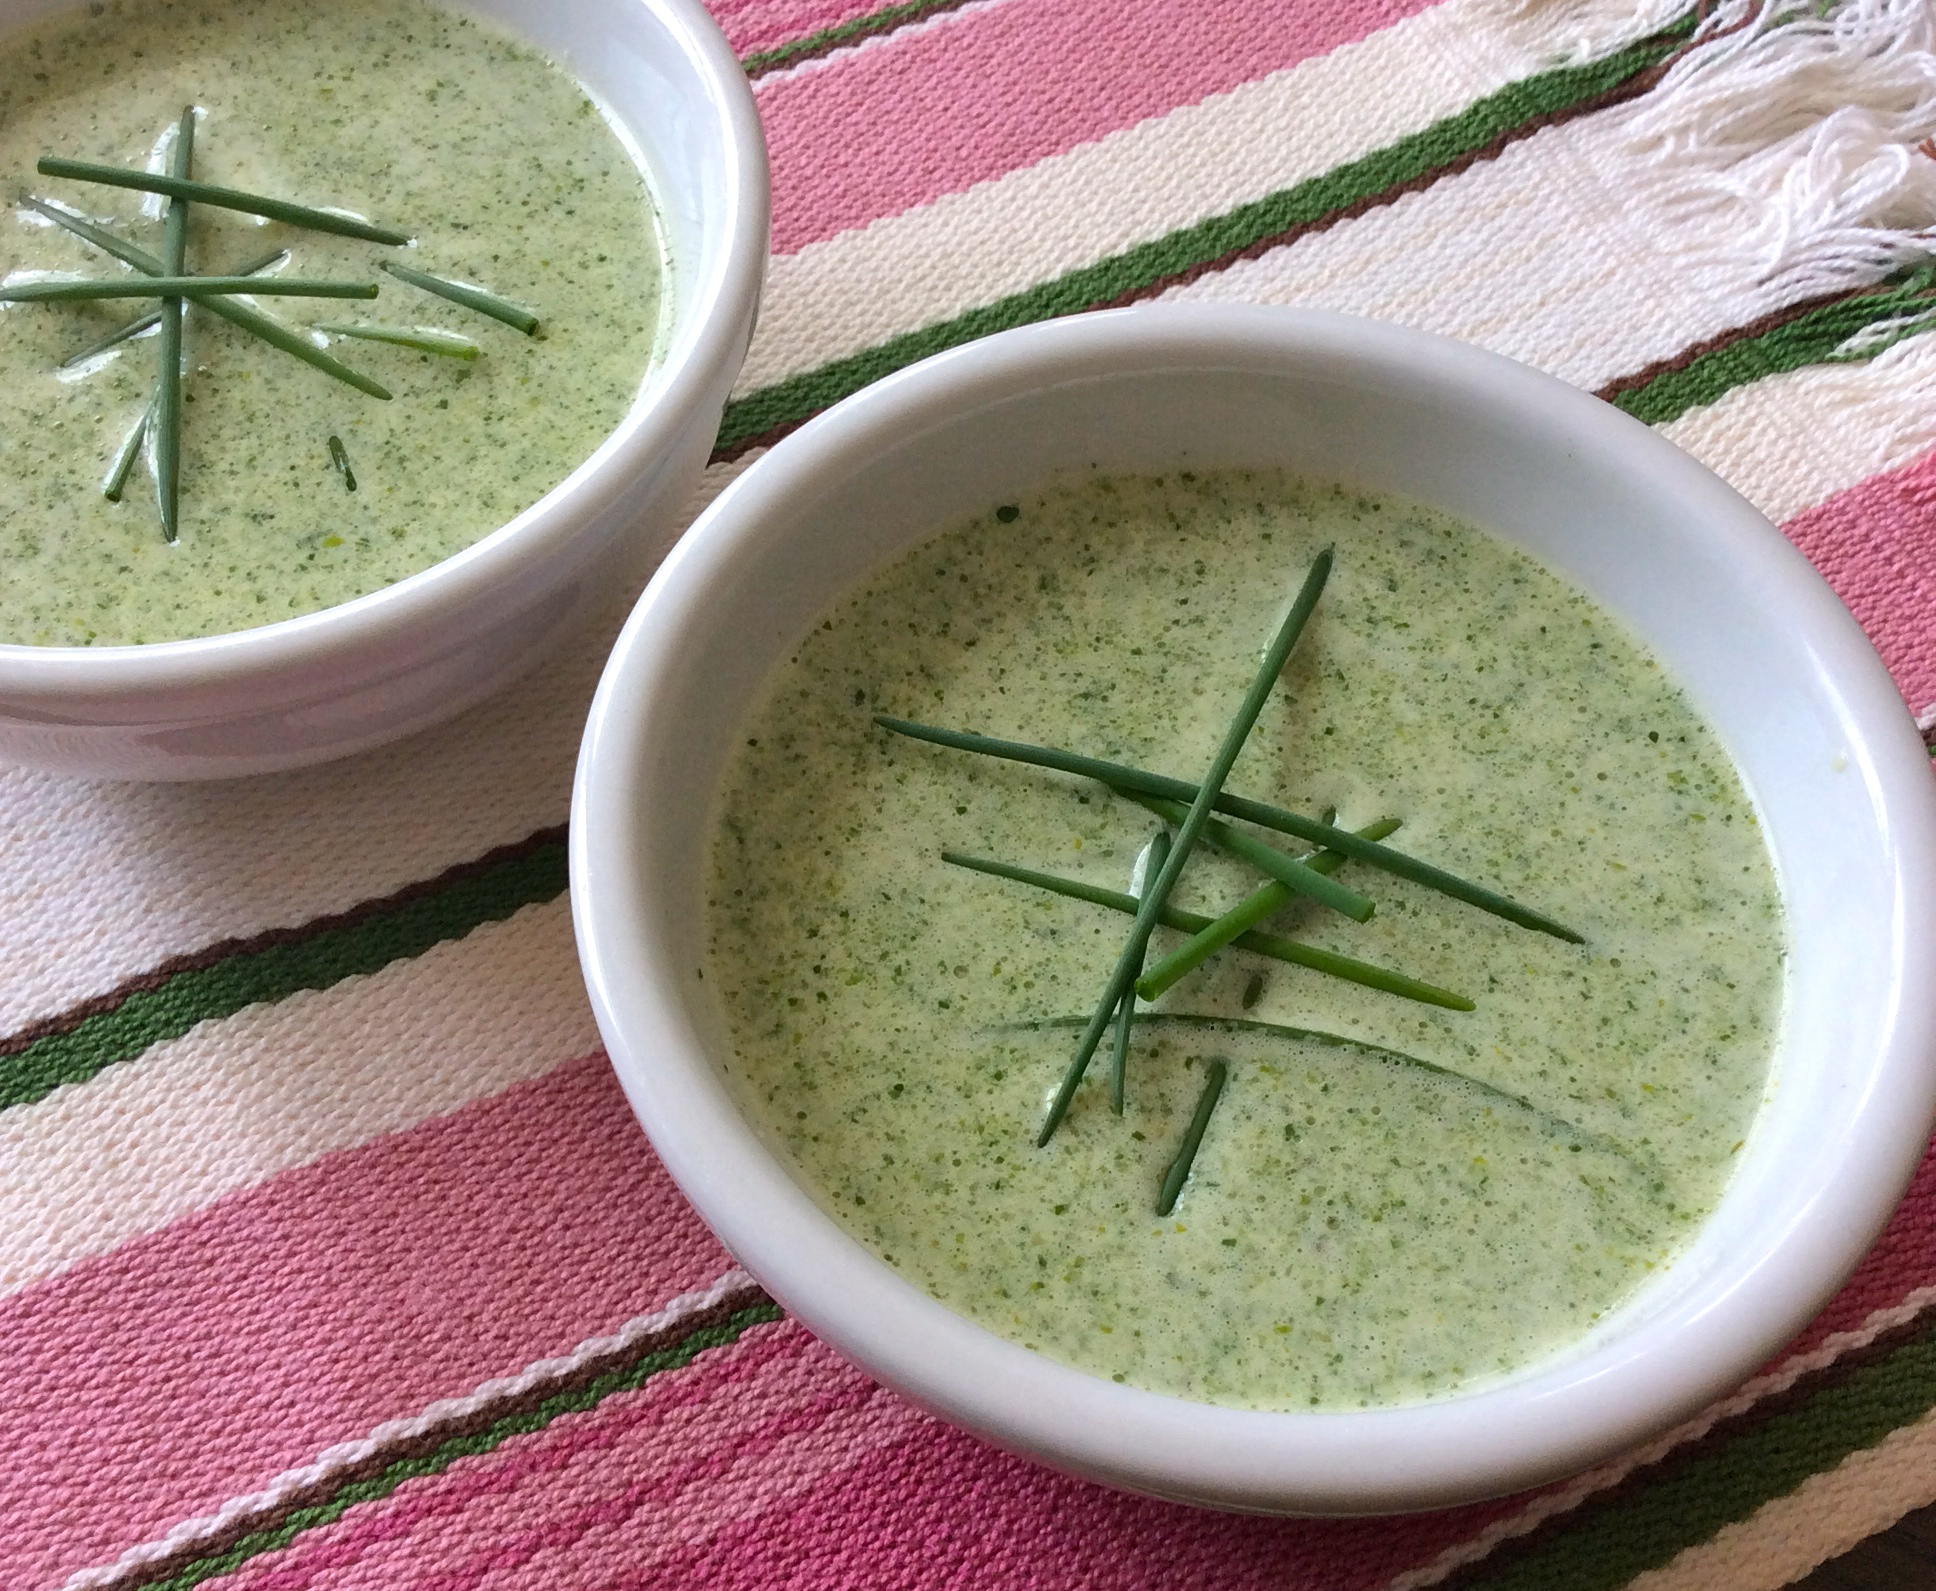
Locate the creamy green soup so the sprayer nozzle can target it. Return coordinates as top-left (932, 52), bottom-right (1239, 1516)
top-left (0, 0), bottom-right (664, 645)
top-left (705, 470), bottom-right (1785, 1412)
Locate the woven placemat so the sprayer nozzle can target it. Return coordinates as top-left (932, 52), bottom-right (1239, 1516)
top-left (7, 1), bottom-right (1936, 1587)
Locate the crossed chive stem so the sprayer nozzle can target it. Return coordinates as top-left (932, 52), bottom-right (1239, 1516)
top-left (877, 546), bottom-right (1585, 1213)
top-left (12, 111), bottom-right (541, 538)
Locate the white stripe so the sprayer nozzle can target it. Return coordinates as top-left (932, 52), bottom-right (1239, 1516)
top-left (58, 1266), bottom-right (763, 1591)
top-left (1163, 0), bottom-right (1936, 389)
top-left (0, 895), bottom-right (598, 1297)
top-left (1386, 1283), bottom-right (1936, 1590)
top-left (737, 0), bottom-right (1647, 396)
top-left (1659, 328), bottom-right (1936, 523)
top-left (1159, 111), bottom-right (1775, 389)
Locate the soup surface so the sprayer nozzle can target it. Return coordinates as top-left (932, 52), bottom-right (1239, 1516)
top-left (0, 0), bottom-right (664, 645)
top-left (705, 470), bottom-right (1785, 1410)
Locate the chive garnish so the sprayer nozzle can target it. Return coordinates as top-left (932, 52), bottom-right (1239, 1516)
top-left (1034, 549), bottom-right (1334, 1147)
top-left (310, 323), bottom-right (480, 359)
top-left (877, 717), bottom-right (1583, 943)
top-left (21, 198), bottom-right (390, 399)
top-left (60, 247), bottom-right (285, 368)
top-left (1002, 1014), bottom-right (1628, 1165)
top-left (35, 157), bottom-right (409, 244)
top-left (101, 401), bottom-right (150, 501)
top-left (327, 434), bottom-right (356, 492)
top-left (943, 852), bottom-right (1472, 1011)
top-left (154, 106), bottom-right (193, 545)
top-left (1137, 818), bottom-right (1403, 1002)
top-left (379, 261), bottom-right (538, 334)
top-left (1156, 1056), bottom-right (1227, 1216)
top-left (0, 276), bottom-right (378, 302)
top-left (1110, 829), bottom-right (1170, 1116)
top-left (1125, 791), bottom-right (1375, 923)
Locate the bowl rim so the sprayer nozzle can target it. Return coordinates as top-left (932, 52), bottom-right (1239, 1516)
top-left (571, 304), bottom-right (1936, 1512)
top-left (0, 0), bottom-right (767, 689)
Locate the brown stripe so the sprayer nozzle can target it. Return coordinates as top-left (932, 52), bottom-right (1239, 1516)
top-left (0, 823), bottom-right (567, 1063)
top-left (1437, 1299), bottom-right (1936, 1591)
top-left (107, 1279), bottom-right (774, 1589)
top-left (1592, 279), bottom-right (1906, 404)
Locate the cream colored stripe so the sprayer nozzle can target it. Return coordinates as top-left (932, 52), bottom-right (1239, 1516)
top-left (1386, 1285), bottom-right (1936, 1589)
top-left (1159, 109), bottom-right (1779, 392)
top-left (0, 894), bottom-right (597, 1298)
top-left (0, 451), bottom-right (757, 1040)
top-left (737, 0), bottom-right (1642, 396)
top-left (1659, 331), bottom-right (1936, 524)
top-left (1625, 1404), bottom-right (1936, 1591)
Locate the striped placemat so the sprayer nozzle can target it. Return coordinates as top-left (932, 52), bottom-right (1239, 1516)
top-left (7, 0), bottom-right (1936, 1587)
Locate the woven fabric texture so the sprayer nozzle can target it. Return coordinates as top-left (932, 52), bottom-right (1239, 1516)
top-left (6, 0), bottom-right (1936, 1587)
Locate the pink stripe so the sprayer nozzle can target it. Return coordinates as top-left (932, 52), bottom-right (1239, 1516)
top-left (211, 1312), bottom-right (1520, 1591)
top-left (211, 1322), bottom-right (854, 1591)
top-left (1781, 446), bottom-right (1936, 714)
top-left (0, 1053), bottom-right (729, 1591)
top-left (646, 1408), bottom-right (1529, 1590)
top-left (757, 0), bottom-right (1432, 254)
top-left (710, 0), bottom-right (939, 62)
top-left (1777, 1136), bottom-right (1936, 1356)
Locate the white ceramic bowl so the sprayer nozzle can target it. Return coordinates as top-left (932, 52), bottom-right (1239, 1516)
top-left (0, 0), bottom-right (766, 779)
top-left (571, 306), bottom-right (1936, 1514)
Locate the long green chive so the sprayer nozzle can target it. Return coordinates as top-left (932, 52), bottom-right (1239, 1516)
top-left (0, 276), bottom-right (378, 302)
top-left (1156, 1056), bottom-right (1227, 1216)
top-left (1035, 549), bottom-right (1334, 1147)
top-left (379, 261), bottom-right (538, 334)
top-left (1110, 829), bottom-right (1170, 1116)
top-left (877, 717), bottom-right (1583, 943)
top-left (155, 106), bottom-right (192, 545)
top-left (23, 197), bottom-right (391, 400)
top-left (1125, 791), bottom-right (1375, 923)
top-left (1002, 1014), bottom-right (1624, 1162)
top-left (101, 401), bottom-right (151, 501)
top-left (327, 434), bottom-right (356, 492)
top-left (310, 322), bottom-right (480, 359)
top-left (943, 852), bottom-right (1471, 1010)
top-left (60, 247), bottom-right (285, 368)
top-left (1137, 818), bottom-right (1402, 1002)
top-left (35, 157), bottom-right (409, 244)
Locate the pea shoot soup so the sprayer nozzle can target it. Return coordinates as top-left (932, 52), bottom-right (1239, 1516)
top-left (703, 469), bottom-right (1784, 1412)
top-left (0, 0), bottom-right (666, 645)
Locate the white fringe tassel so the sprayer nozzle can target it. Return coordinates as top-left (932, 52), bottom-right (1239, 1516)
top-left (1476, 0), bottom-right (1702, 64)
top-left (1612, 0), bottom-right (1936, 300)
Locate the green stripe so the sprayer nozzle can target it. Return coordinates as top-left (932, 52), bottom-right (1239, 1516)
top-left (1459, 1316), bottom-right (1936, 1591)
top-left (136, 1301), bottom-right (783, 1591)
top-left (0, 837), bottom-right (568, 1113)
top-left (715, 24), bottom-right (1690, 454)
top-left (1610, 272), bottom-right (1936, 426)
top-left (742, 0), bottom-right (968, 74)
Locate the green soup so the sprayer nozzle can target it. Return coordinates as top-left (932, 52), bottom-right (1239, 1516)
top-left (0, 0), bottom-right (664, 645)
top-left (704, 469), bottom-right (1785, 1412)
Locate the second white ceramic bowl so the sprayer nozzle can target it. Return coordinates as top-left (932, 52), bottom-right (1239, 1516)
top-left (0, 0), bottom-right (766, 779)
top-left (572, 306), bottom-right (1936, 1514)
